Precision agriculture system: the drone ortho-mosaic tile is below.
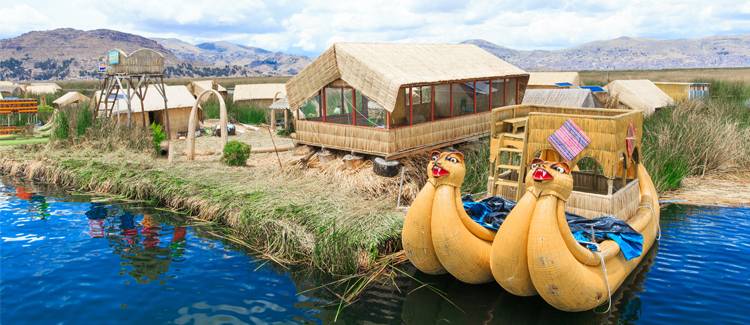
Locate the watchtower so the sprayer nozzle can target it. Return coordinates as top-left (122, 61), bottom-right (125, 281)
top-left (94, 48), bottom-right (173, 138)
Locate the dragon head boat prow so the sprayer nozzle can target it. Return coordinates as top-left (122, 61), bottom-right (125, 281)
top-left (526, 158), bottom-right (573, 201)
top-left (430, 151), bottom-right (466, 189)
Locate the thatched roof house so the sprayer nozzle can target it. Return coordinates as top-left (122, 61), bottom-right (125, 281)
top-left (95, 85), bottom-right (200, 138)
top-left (53, 91), bottom-right (89, 108)
top-left (286, 42), bottom-right (529, 158)
top-left (605, 80), bottom-right (674, 116)
top-left (527, 72), bottom-right (581, 89)
top-left (233, 83), bottom-right (286, 108)
top-left (653, 82), bottom-right (710, 101)
top-left (187, 80), bottom-right (227, 101)
top-left (522, 89), bottom-right (596, 108)
top-left (25, 83), bottom-right (61, 95)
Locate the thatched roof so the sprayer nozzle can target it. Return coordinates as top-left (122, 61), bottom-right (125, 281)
top-left (0, 81), bottom-right (15, 86)
top-left (53, 91), bottom-right (89, 108)
top-left (95, 85), bottom-right (196, 113)
top-left (605, 80), bottom-right (673, 116)
top-left (522, 89), bottom-right (596, 108)
top-left (187, 80), bottom-right (227, 98)
top-left (527, 72), bottom-right (581, 88)
top-left (286, 43), bottom-right (528, 112)
top-left (269, 97), bottom-right (288, 110)
top-left (233, 83), bottom-right (286, 102)
top-left (25, 83), bottom-right (61, 95)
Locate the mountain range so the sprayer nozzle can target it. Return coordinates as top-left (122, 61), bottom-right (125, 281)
top-left (1, 28), bottom-right (748, 81)
top-left (464, 35), bottom-right (750, 71)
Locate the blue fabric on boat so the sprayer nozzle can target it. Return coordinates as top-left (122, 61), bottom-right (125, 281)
top-left (567, 215), bottom-right (644, 260)
top-left (461, 195), bottom-right (516, 231)
top-left (462, 195), bottom-right (644, 260)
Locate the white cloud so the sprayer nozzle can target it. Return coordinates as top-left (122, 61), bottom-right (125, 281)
top-left (2, 0), bottom-right (748, 55)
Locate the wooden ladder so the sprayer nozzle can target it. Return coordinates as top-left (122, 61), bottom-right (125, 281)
top-left (489, 117), bottom-right (528, 201)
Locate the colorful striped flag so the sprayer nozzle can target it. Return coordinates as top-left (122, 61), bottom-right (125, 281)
top-left (548, 119), bottom-right (591, 161)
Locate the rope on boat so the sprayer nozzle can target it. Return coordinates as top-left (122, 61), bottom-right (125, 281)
top-left (595, 250), bottom-right (612, 314)
top-left (640, 201), bottom-right (661, 241)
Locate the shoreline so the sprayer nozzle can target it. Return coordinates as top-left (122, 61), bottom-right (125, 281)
top-left (660, 172), bottom-right (750, 208)
top-left (0, 151), bottom-right (406, 275)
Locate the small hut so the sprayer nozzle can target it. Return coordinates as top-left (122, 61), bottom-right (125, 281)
top-left (53, 91), bottom-right (89, 108)
top-left (233, 83), bottom-right (286, 108)
top-left (24, 83), bottom-right (61, 95)
top-left (286, 42), bottom-right (529, 158)
top-left (653, 82), bottom-right (710, 101)
top-left (95, 85), bottom-right (199, 138)
top-left (522, 89), bottom-right (596, 108)
top-left (187, 80), bottom-right (228, 102)
top-left (527, 72), bottom-right (581, 89)
top-left (0, 84), bottom-right (23, 98)
top-left (605, 80), bottom-right (673, 116)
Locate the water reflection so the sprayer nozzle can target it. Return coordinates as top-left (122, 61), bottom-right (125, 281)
top-left (1, 177), bottom-right (320, 324)
top-left (321, 240), bottom-right (659, 324)
top-left (12, 184), bottom-right (51, 219)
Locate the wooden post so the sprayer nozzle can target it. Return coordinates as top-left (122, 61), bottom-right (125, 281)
top-left (283, 109), bottom-right (288, 130)
top-left (409, 87), bottom-right (413, 126)
top-left (431, 85), bottom-right (435, 121)
top-left (473, 80), bottom-right (477, 113)
top-left (449, 83), bottom-right (453, 117)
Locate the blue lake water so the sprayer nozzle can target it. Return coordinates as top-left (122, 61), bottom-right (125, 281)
top-left (1, 177), bottom-right (749, 324)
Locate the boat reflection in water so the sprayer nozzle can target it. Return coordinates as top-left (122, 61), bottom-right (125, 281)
top-left (317, 245), bottom-right (658, 324)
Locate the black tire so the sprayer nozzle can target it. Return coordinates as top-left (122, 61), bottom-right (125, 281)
top-left (373, 157), bottom-right (401, 177)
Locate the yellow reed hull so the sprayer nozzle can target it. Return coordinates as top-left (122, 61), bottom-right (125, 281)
top-left (402, 182), bottom-right (446, 275)
top-left (490, 191), bottom-right (538, 296)
top-left (526, 165), bottom-right (660, 312)
top-left (431, 185), bottom-right (494, 284)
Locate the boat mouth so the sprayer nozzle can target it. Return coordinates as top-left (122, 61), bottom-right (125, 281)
top-left (532, 167), bottom-right (553, 182)
top-left (432, 164), bottom-right (449, 178)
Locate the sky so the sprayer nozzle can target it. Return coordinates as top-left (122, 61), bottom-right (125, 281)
top-left (1, 0), bottom-right (749, 56)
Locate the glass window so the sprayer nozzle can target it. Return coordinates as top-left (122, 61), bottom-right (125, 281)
top-left (434, 84), bottom-right (451, 120)
top-left (412, 86), bottom-right (431, 125)
top-left (325, 87), bottom-right (351, 125)
top-left (452, 82), bottom-right (474, 116)
top-left (300, 92), bottom-right (321, 120)
top-left (475, 80), bottom-right (490, 112)
top-left (352, 90), bottom-right (386, 127)
top-left (508, 78), bottom-right (518, 105)
top-left (491, 79), bottom-right (506, 108)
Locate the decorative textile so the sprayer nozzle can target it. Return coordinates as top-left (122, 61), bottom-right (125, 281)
top-left (626, 122), bottom-right (636, 157)
top-left (547, 119), bottom-right (591, 161)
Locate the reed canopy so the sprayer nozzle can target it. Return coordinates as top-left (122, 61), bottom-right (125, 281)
top-left (605, 80), bottom-right (673, 116)
top-left (527, 72), bottom-right (581, 89)
top-left (522, 88), bottom-right (597, 108)
top-left (287, 42), bottom-right (529, 158)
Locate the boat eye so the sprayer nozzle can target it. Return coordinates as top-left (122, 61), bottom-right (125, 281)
top-left (446, 156), bottom-right (458, 163)
top-left (552, 164), bottom-right (568, 174)
top-left (530, 163), bottom-right (538, 170)
top-left (431, 153), bottom-right (440, 161)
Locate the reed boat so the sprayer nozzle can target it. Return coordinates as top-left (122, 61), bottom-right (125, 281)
top-left (402, 105), bottom-right (660, 312)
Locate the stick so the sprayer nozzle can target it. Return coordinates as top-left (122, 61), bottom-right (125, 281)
top-left (266, 125), bottom-right (283, 169)
top-left (396, 167), bottom-right (405, 208)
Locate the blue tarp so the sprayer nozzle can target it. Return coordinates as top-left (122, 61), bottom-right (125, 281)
top-left (462, 195), bottom-right (644, 260)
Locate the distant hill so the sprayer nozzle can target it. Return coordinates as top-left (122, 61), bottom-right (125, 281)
top-left (0, 28), bottom-right (310, 80)
top-left (154, 38), bottom-right (310, 76)
top-left (2, 28), bottom-right (748, 81)
top-left (464, 35), bottom-right (750, 71)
